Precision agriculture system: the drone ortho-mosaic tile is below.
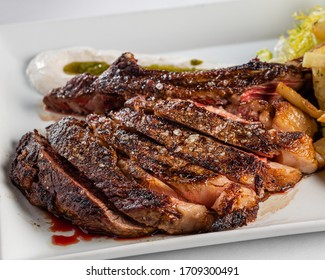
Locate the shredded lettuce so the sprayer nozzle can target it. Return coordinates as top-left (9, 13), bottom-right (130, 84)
top-left (257, 6), bottom-right (325, 63)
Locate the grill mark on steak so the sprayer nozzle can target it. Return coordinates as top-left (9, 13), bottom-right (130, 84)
top-left (87, 114), bottom-right (259, 218)
top-left (117, 158), bottom-right (258, 229)
top-left (114, 156), bottom-right (253, 230)
top-left (111, 108), bottom-right (264, 185)
top-left (127, 96), bottom-right (318, 173)
top-left (46, 117), bottom-right (215, 234)
top-left (43, 52), bottom-right (306, 115)
top-left (10, 130), bottom-right (154, 237)
top-left (127, 96), bottom-right (310, 158)
top-left (111, 108), bottom-right (302, 194)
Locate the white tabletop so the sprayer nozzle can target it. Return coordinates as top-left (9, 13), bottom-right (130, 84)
top-left (1, 0), bottom-right (325, 260)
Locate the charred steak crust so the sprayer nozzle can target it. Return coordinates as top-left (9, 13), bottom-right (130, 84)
top-left (111, 108), bottom-right (302, 194)
top-left (212, 207), bottom-right (259, 232)
top-left (111, 108), bottom-right (265, 186)
top-left (43, 52), bottom-right (306, 115)
top-left (143, 98), bottom-right (306, 157)
top-left (86, 114), bottom-right (259, 218)
top-left (46, 117), bottom-right (215, 234)
top-left (11, 52), bottom-right (311, 238)
top-left (10, 130), bottom-right (154, 237)
top-left (126, 96), bottom-right (315, 175)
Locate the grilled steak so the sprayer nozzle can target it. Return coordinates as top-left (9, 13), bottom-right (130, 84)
top-left (10, 130), bottom-right (154, 237)
top-left (117, 158), bottom-right (180, 199)
top-left (46, 117), bottom-right (215, 234)
top-left (127, 96), bottom-right (318, 173)
top-left (117, 159), bottom-right (257, 229)
top-left (87, 114), bottom-right (258, 219)
top-left (43, 52), bottom-right (307, 115)
top-left (10, 51), bottom-right (317, 239)
top-left (111, 107), bottom-right (302, 194)
top-left (43, 73), bottom-right (125, 115)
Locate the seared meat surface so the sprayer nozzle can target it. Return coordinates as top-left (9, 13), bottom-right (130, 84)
top-left (127, 96), bottom-right (318, 173)
top-left (10, 51), bottom-right (318, 238)
top-left (43, 52), bottom-right (307, 115)
top-left (87, 114), bottom-right (258, 218)
top-left (46, 117), bottom-right (214, 234)
top-left (10, 131), bottom-right (154, 237)
top-left (127, 96), bottom-right (307, 156)
top-left (111, 107), bottom-right (302, 194)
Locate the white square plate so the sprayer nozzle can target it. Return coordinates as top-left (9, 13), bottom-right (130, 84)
top-left (1, 0), bottom-right (325, 259)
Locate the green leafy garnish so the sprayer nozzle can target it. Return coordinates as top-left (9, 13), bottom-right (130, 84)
top-left (257, 6), bottom-right (325, 63)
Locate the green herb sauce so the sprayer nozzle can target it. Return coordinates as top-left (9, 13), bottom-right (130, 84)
top-left (63, 59), bottom-right (204, 76)
top-left (63, 61), bottom-right (110, 75)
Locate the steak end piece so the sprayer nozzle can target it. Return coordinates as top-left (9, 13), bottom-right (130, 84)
top-left (10, 130), bottom-right (154, 237)
top-left (43, 73), bottom-right (125, 115)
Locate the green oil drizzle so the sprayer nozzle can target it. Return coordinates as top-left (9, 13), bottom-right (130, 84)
top-left (63, 59), bottom-right (204, 75)
top-left (144, 64), bottom-right (197, 72)
top-left (63, 61), bottom-right (110, 75)
top-left (190, 59), bottom-right (203, 66)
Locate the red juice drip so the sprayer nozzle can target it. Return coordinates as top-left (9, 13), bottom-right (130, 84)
top-left (46, 213), bottom-right (105, 246)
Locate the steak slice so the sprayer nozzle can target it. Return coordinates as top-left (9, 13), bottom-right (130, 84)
top-left (111, 108), bottom-right (302, 194)
top-left (127, 96), bottom-right (300, 157)
top-left (10, 131), bottom-right (153, 237)
top-left (43, 73), bottom-right (125, 115)
top-left (117, 158), bottom-right (181, 199)
top-left (117, 158), bottom-right (258, 230)
top-left (43, 52), bottom-right (307, 115)
top-left (87, 114), bottom-right (258, 218)
top-left (127, 96), bottom-right (318, 173)
top-left (46, 117), bottom-right (215, 234)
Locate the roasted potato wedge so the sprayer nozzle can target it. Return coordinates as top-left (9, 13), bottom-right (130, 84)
top-left (275, 82), bottom-right (325, 119)
top-left (302, 45), bottom-right (325, 110)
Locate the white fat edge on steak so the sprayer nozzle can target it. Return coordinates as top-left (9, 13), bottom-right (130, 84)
top-left (26, 46), bottom-right (224, 95)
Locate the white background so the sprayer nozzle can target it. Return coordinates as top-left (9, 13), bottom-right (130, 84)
top-left (1, 0), bottom-right (325, 260)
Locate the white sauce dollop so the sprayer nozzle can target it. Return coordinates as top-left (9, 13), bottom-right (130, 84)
top-left (26, 46), bottom-right (219, 95)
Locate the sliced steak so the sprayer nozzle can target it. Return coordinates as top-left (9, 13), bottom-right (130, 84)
top-left (127, 96), bottom-right (318, 173)
top-left (43, 73), bottom-right (125, 115)
top-left (117, 158), bottom-right (258, 229)
top-left (87, 114), bottom-right (258, 219)
top-left (46, 117), bottom-right (215, 234)
top-left (117, 158), bottom-right (181, 199)
top-left (111, 108), bottom-right (302, 194)
top-left (10, 131), bottom-right (153, 237)
top-left (127, 96), bottom-right (300, 156)
top-left (43, 52), bottom-right (307, 115)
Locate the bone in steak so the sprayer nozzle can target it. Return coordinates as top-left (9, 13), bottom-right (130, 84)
top-left (43, 52), bottom-right (307, 115)
top-left (10, 130), bottom-right (154, 237)
top-left (46, 117), bottom-right (215, 234)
